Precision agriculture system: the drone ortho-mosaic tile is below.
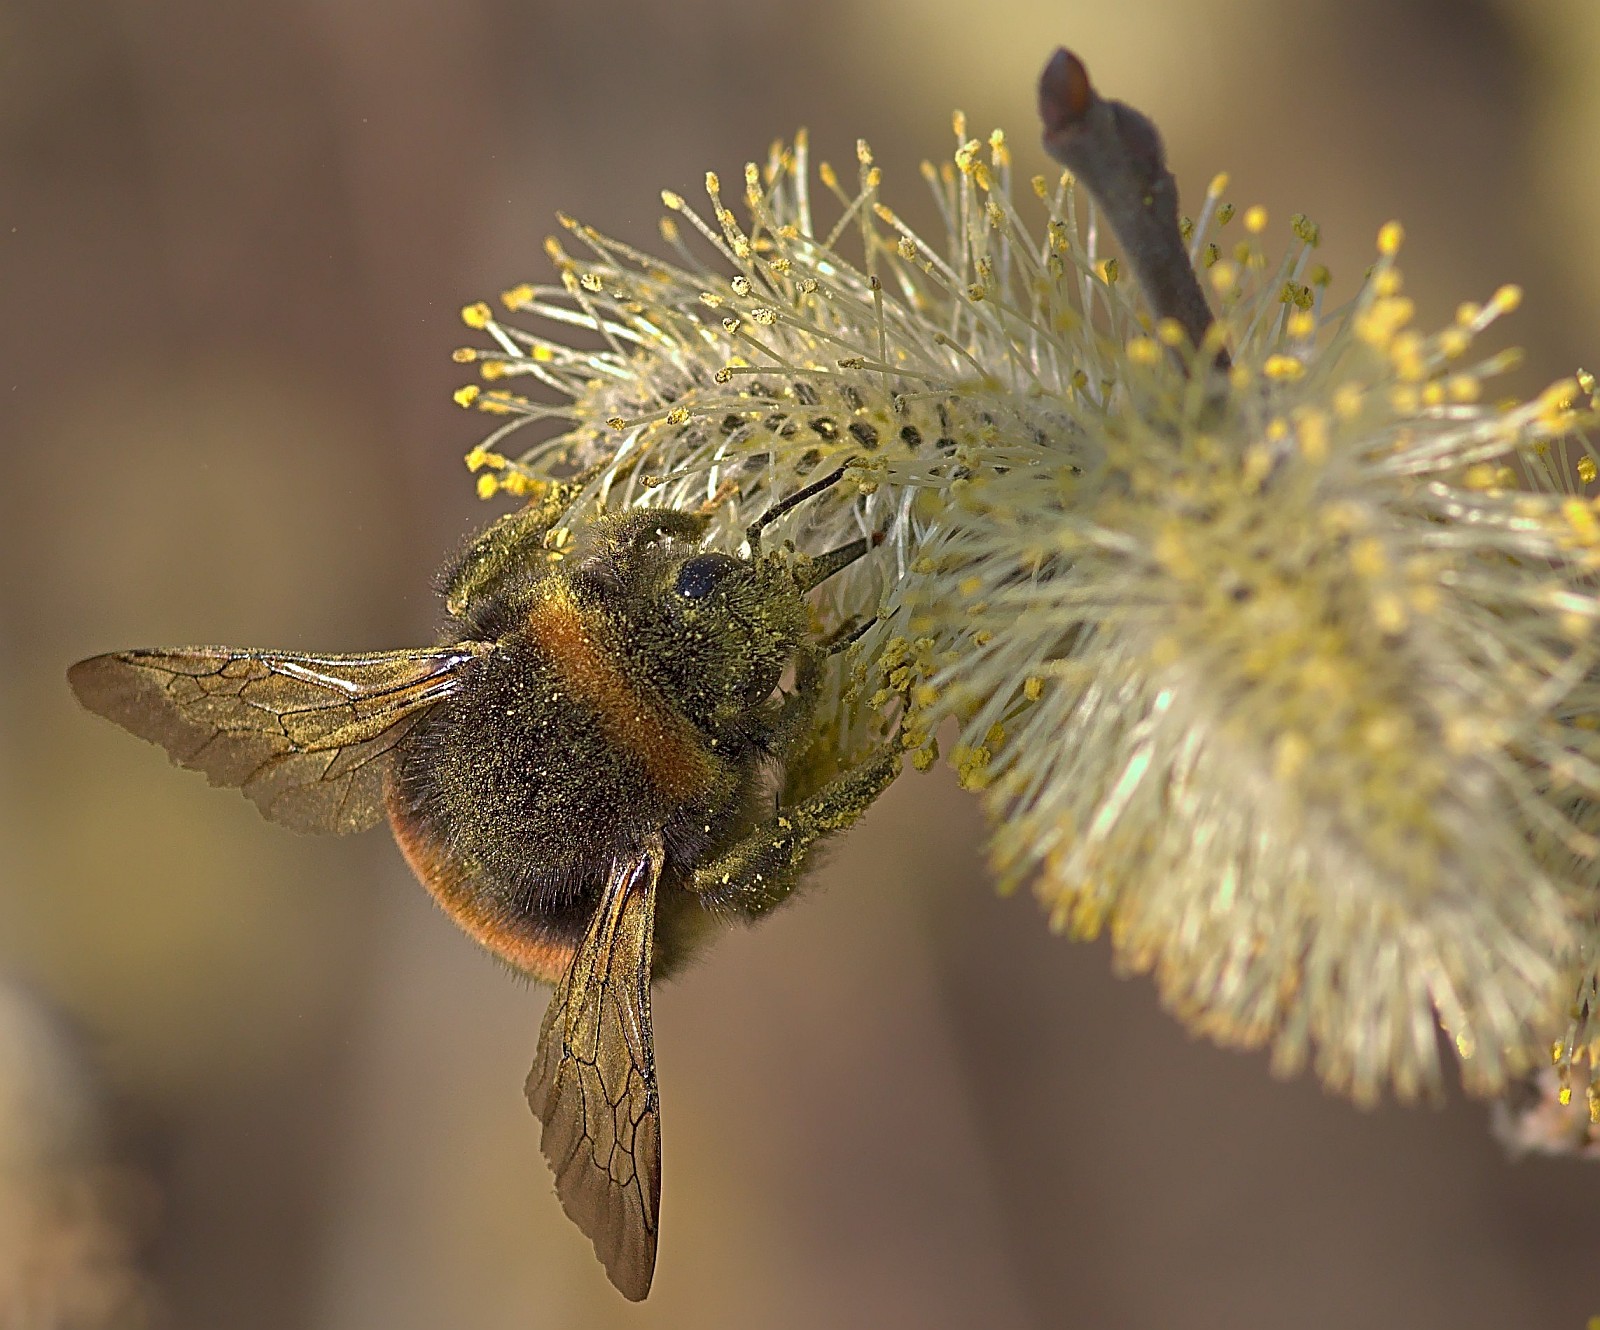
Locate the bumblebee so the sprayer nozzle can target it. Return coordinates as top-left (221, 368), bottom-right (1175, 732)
top-left (68, 463), bottom-right (900, 1300)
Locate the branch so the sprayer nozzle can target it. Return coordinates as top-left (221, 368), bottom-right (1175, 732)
top-left (1038, 47), bottom-right (1227, 368)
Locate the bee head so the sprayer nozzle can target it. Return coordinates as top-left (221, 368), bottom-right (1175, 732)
top-left (569, 510), bottom-right (812, 738)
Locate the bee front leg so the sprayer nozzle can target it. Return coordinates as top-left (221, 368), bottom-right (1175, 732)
top-left (764, 618), bottom-right (874, 759)
top-left (690, 748), bottom-right (902, 918)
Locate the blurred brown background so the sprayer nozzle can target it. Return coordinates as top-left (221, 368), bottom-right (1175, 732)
top-left (3, 1), bottom-right (1598, 1326)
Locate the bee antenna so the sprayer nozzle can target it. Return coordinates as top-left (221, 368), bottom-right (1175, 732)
top-left (746, 457), bottom-right (859, 555)
top-left (794, 528), bottom-right (884, 593)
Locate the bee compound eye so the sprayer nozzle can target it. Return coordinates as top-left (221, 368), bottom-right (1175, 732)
top-left (674, 553), bottom-right (739, 600)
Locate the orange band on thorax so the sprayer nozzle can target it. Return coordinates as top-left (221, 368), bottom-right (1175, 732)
top-left (525, 586), bottom-right (714, 803)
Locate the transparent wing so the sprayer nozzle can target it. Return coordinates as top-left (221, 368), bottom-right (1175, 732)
top-left (68, 643), bottom-right (487, 833)
top-left (526, 842), bottom-right (662, 1302)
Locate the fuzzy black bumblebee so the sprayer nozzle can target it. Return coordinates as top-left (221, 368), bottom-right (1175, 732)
top-left (67, 466), bottom-right (899, 1300)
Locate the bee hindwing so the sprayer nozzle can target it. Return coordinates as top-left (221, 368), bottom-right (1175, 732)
top-left (526, 842), bottom-right (662, 1302)
top-left (68, 644), bottom-right (486, 833)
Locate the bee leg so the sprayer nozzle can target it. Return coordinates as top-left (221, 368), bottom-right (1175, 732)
top-left (764, 618), bottom-right (874, 756)
top-left (690, 748), bottom-right (902, 917)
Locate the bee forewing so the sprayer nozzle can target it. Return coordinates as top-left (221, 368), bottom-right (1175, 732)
top-left (526, 843), bottom-right (662, 1302)
top-left (67, 644), bottom-right (486, 834)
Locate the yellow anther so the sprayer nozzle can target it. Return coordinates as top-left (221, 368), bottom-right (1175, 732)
top-left (1538, 377), bottom-right (1579, 422)
top-left (1490, 284), bottom-right (1522, 314)
top-left (1377, 221), bottom-right (1404, 256)
top-left (451, 347), bottom-right (477, 363)
top-left (1242, 444), bottom-right (1273, 489)
top-left (1127, 337), bottom-right (1161, 366)
top-left (1264, 354), bottom-right (1304, 381)
top-left (1351, 537), bottom-right (1387, 578)
top-left (1579, 456), bottom-right (1598, 485)
top-left (1297, 409), bottom-right (1329, 463)
top-left (1333, 383), bottom-right (1364, 419)
top-left (1207, 172), bottom-right (1229, 198)
top-left (1291, 214), bottom-right (1321, 246)
top-left (1372, 269), bottom-right (1403, 298)
top-left (1243, 205), bottom-right (1268, 234)
top-left (1285, 311), bottom-right (1316, 340)
top-left (500, 283), bottom-right (535, 309)
top-left (476, 473), bottom-right (499, 499)
top-left (1274, 732), bottom-right (1310, 781)
top-left (452, 384), bottom-right (480, 409)
top-left (1157, 318), bottom-right (1187, 347)
top-left (460, 302), bottom-right (493, 330)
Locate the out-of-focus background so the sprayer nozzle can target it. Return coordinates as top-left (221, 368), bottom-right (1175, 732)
top-left (3, 1), bottom-right (1599, 1325)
